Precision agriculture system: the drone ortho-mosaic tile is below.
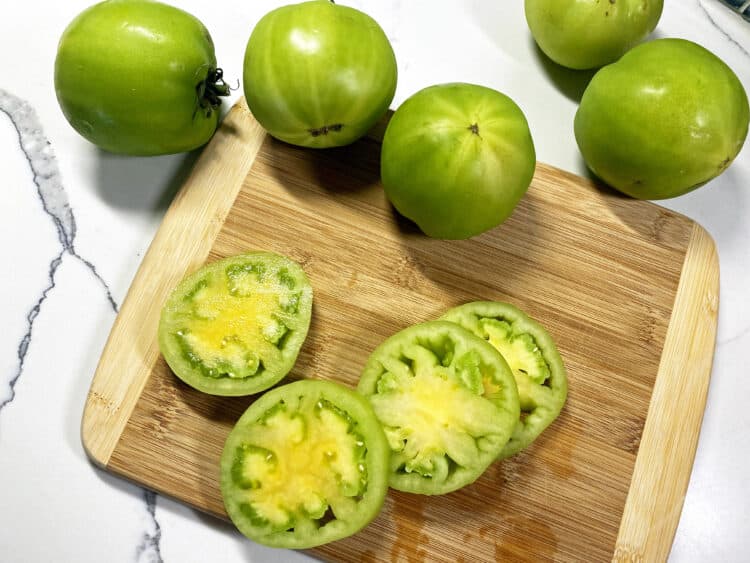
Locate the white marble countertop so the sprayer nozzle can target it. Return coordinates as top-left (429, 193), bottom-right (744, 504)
top-left (1, 1), bottom-right (748, 561)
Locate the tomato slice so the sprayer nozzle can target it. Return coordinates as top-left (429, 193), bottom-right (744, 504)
top-left (158, 252), bottom-right (313, 396)
top-left (220, 380), bottom-right (390, 548)
top-left (441, 302), bottom-right (568, 458)
top-left (357, 321), bottom-right (520, 495)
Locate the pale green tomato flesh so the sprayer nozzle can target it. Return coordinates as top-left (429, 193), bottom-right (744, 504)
top-left (358, 321), bottom-right (520, 495)
top-left (440, 302), bottom-right (568, 459)
top-left (221, 380), bottom-right (390, 549)
top-left (524, 0), bottom-right (663, 70)
top-left (381, 83), bottom-right (536, 240)
top-left (243, 0), bottom-right (397, 148)
top-left (575, 38), bottom-right (750, 199)
top-left (158, 253), bottom-right (312, 396)
top-left (54, 0), bottom-right (222, 155)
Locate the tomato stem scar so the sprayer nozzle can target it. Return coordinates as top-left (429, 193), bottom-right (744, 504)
top-left (196, 67), bottom-right (231, 117)
top-left (309, 124), bottom-right (344, 137)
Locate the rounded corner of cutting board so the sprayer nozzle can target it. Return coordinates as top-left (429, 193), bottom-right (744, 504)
top-left (80, 357), bottom-right (135, 470)
top-left (688, 222), bottom-right (719, 282)
top-left (80, 93), bottom-right (269, 472)
top-left (81, 397), bottom-right (111, 469)
top-left (614, 220), bottom-right (719, 562)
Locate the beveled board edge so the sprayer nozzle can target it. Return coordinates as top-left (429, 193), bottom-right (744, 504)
top-left (81, 98), bottom-right (266, 467)
top-left (613, 223), bottom-right (719, 562)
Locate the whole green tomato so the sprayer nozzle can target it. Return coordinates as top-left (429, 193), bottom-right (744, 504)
top-left (55, 0), bottom-right (229, 155)
top-left (243, 0), bottom-right (397, 148)
top-left (524, 0), bottom-right (663, 70)
top-left (380, 83), bottom-right (536, 240)
top-left (575, 39), bottom-right (749, 200)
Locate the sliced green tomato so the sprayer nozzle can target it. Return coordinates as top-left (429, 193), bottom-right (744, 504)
top-left (440, 302), bottom-right (568, 459)
top-left (357, 321), bottom-right (520, 495)
top-left (220, 380), bottom-right (390, 549)
top-left (158, 252), bottom-right (312, 396)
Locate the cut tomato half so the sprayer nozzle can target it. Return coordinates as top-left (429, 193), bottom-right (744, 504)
top-left (220, 380), bottom-right (389, 548)
top-left (158, 252), bottom-right (313, 396)
top-left (357, 321), bottom-right (520, 495)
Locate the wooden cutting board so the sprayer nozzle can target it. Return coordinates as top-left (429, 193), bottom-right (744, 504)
top-left (82, 99), bottom-right (718, 563)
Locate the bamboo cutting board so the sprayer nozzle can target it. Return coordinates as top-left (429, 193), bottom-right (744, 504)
top-left (82, 99), bottom-right (719, 563)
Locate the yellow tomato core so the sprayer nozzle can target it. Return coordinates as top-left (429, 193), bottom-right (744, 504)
top-left (181, 271), bottom-right (291, 371)
top-left (240, 399), bottom-right (364, 527)
top-left (189, 289), bottom-right (275, 349)
top-left (371, 365), bottom-right (503, 472)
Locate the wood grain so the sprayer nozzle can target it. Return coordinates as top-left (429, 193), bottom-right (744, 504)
top-left (614, 224), bottom-right (719, 562)
top-left (83, 99), bottom-right (718, 562)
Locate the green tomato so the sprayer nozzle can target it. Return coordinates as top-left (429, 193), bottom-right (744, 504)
top-left (357, 321), bottom-right (520, 495)
top-left (440, 302), bottom-right (568, 459)
top-left (158, 252), bottom-right (313, 396)
top-left (575, 39), bottom-right (750, 200)
top-left (54, 0), bottom-right (229, 155)
top-left (221, 379), bottom-right (390, 548)
top-left (242, 0), bottom-right (397, 148)
top-left (380, 83), bottom-right (536, 240)
top-left (524, 0), bottom-right (663, 70)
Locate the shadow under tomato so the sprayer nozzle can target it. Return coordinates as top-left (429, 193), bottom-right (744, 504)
top-left (575, 153), bottom-right (632, 199)
top-left (465, 0), bottom-right (533, 62)
top-left (94, 147), bottom-right (201, 213)
top-left (265, 134), bottom-right (383, 200)
top-left (390, 184), bottom-right (544, 311)
top-left (530, 39), bottom-right (597, 104)
top-left (611, 166), bottom-right (745, 248)
top-left (389, 202), bottom-right (422, 236)
top-left (577, 146), bottom-right (746, 250)
top-left (171, 369), bottom-right (257, 426)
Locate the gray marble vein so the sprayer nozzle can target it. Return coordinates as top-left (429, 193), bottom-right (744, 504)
top-left (0, 88), bottom-right (163, 563)
top-left (699, 0), bottom-right (750, 57)
top-left (0, 90), bottom-right (118, 311)
top-left (0, 89), bottom-right (117, 410)
top-left (137, 490), bottom-right (164, 563)
top-left (0, 250), bottom-right (64, 413)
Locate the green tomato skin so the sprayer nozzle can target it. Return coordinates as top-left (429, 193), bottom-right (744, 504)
top-left (243, 0), bottom-right (397, 148)
top-left (380, 83), bottom-right (536, 240)
top-left (575, 39), bottom-right (750, 200)
top-left (524, 0), bottom-right (663, 70)
top-left (54, 0), bottom-right (222, 155)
